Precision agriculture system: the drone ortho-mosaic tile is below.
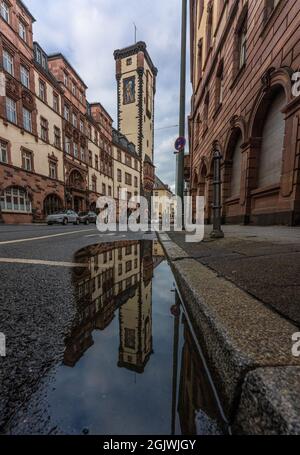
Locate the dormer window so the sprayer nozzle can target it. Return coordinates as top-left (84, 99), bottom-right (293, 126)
top-left (0, 1), bottom-right (9, 23)
top-left (36, 48), bottom-right (42, 64)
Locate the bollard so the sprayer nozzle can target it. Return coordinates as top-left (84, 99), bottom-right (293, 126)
top-left (210, 147), bottom-right (224, 239)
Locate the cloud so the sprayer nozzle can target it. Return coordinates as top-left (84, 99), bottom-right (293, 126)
top-left (26, 0), bottom-right (191, 189)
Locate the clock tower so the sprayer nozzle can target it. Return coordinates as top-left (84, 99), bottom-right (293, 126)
top-left (114, 42), bottom-right (158, 202)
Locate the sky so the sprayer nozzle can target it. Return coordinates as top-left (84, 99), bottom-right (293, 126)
top-left (25, 0), bottom-right (192, 192)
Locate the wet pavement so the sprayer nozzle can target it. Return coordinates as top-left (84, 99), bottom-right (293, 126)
top-left (0, 230), bottom-right (226, 435)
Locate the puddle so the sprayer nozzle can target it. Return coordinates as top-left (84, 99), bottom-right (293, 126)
top-left (7, 239), bottom-right (226, 435)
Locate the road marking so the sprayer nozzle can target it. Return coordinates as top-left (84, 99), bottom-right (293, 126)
top-left (0, 229), bottom-right (95, 246)
top-left (0, 258), bottom-right (88, 268)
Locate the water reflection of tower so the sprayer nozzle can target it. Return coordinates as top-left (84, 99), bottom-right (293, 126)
top-left (118, 240), bottom-right (154, 373)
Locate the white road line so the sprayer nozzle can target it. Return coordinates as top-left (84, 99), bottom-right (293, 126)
top-left (0, 229), bottom-right (95, 246)
top-left (0, 258), bottom-right (89, 268)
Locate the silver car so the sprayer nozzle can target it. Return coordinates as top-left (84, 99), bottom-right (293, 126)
top-left (46, 210), bottom-right (80, 226)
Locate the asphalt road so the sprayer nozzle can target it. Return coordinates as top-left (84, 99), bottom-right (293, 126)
top-left (0, 223), bottom-right (155, 432)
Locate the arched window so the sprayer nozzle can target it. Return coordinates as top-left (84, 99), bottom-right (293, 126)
top-left (230, 132), bottom-right (243, 198)
top-left (43, 194), bottom-right (62, 216)
top-left (257, 89), bottom-right (286, 188)
top-left (0, 187), bottom-right (31, 212)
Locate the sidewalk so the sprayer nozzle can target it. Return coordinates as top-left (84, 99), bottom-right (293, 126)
top-left (169, 225), bottom-right (300, 326)
top-left (158, 225), bottom-right (300, 435)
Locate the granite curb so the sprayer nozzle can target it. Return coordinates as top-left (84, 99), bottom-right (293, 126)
top-left (158, 232), bottom-right (300, 434)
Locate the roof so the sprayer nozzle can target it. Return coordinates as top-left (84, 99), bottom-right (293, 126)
top-left (17, 0), bottom-right (36, 22)
top-left (112, 128), bottom-right (140, 160)
top-left (114, 41), bottom-right (158, 76)
top-left (154, 175), bottom-right (172, 193)
top-left (48, 53), bottom-right (88, 89)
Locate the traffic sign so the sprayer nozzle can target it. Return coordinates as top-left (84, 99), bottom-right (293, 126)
top-left (174, 137), bottom-right (186, 151)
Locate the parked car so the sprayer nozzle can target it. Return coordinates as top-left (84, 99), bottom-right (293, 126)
top-left (78, 211), bottom-right (98, 225)
top-left (46, 210), bottom-right (80, 226)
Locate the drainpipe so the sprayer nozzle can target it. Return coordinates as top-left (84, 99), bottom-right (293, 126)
top-left (210, 144), bottom-right (224, 239)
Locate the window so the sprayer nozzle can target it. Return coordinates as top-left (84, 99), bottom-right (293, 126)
top-left (102, 183), bottom-right (106, 195)
top-left (72, 82), bottom-right (76, 96)
top-left (197, 39), bottom-right (203, 81)
top-left (40, 118), bottom-right (48, 141)
top-left (64, 104), bottom-right (70, 121)
top-left (126, 261), bottom-right (132, 273)
top-left (6, 97), bottom-right (17, 123)
top-left (95, 155), bottom-right (99, 170)
top-left (80, 119), bottom-right (84, 133)
top-left (92, 177), bottom-right (97, 192)
top-left (238, 19), bottom-right (247, 69)
top-left (88, 125), bottom-right (92, 140)
top-left (20, 65), bottom-right (29, 88)
top-left (89, 151), bottom-right (92, 166)
top-left (72, 113), bottom-right (77, 128)
top-left (134, 176), bottom-right (138, 187)
top-left (206, 1), bottom-right (213, 56)
top-left (215, 60), bottom-right (224, 108)
top-left (0, 1), bottom-right (9, 23)
top-left (135, 159), bottom-right (138, 170)
top-left (124, 328), bottom-right (135, 349)
top-left (36, 48), bottom-right (41, 64)
top-left (0, 187), bottom-right (31, 212)
top-left (117, 150), bottom-right (122, 161)
top-left (22, 150), bottom-right (33, 171)
top-left (65, 136), bottom-right (71, 154)
top-left (53, 93), bottom-right (59, 113)
top-left (126, 58), bottom-right (132, 66)
top-left (73, 143), bottom-right (78, 158)
top-left (118, 263), bottom-right (122, 276)
top-left (125, 172), bottom-right (132, 185)
top-left (108, 186), bottom-right (112, 197)
top-left (79, 91), bottom-right (83, 103)
top-left (3, 50), bottom-right (13, 75)
top-left (54, 127), bottom-right (61, 148)
top-left (0, 141), bottom-right (8, 163)
top-left (265, 0), bottom-right (281, 20)
top-left (63, 73), bottom-right (68, 86)
top-left (125, 155), bottom-right (132, 167)
top-left (39, 80), bottom-right (46, 102)
top-left (19, 21), bottom-right (26, 42)
top-left (117, 169), bottom-right (122, 183)
top-left (203, 93), bottom-right (209, 133)
top-left (198, 0), bottom-right (204, 26)
top-left (49, 161), bottom-right (57, 180)
top-left (23, 108), bottom-right (32, 132)
top-left (80, 147), bottom-right (85, 161)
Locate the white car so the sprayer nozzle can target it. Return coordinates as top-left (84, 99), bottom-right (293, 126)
top-left (46, 210), bottom-right (80, 226)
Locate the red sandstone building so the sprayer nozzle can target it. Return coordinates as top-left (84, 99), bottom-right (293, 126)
top-left (189, 0), bottom-right (300, 225)
top-left (0, 1), bottom-right (157, 224)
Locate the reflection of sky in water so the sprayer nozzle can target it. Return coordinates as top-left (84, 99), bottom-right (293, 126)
top-left (44, 261), bottom-right (181, 435)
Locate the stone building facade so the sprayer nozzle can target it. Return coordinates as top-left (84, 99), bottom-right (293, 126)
top-left (189, 0), bottom-right (300, 225)
top-left (0, 1), bottom-right (151, 224)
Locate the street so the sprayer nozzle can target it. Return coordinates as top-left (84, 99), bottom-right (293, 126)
top-left (0, 224), bottom-right (157, 432)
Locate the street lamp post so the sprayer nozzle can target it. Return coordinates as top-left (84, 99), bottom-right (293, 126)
top-left (210, 145), bottom-right (224, 239)
top-left (176, 0), bottom-right (187, 227)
